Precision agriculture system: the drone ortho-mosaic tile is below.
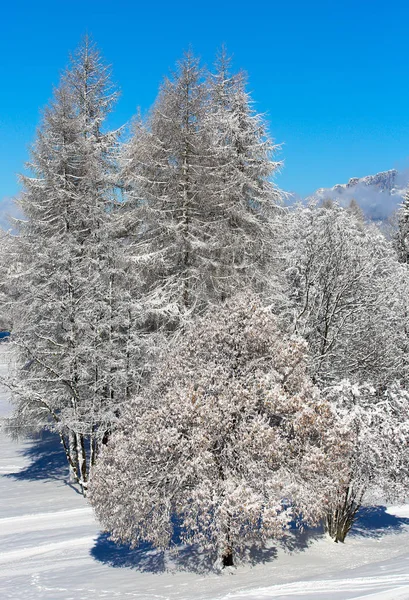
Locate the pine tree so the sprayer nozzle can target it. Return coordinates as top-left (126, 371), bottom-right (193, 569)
top-left (7, 38), bottom-right (129, 492)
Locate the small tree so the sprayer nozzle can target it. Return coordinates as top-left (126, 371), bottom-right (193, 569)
top-left (90, 294), bottom-right (331, 567)
top-left (316, 381), bottom-right (409, 542)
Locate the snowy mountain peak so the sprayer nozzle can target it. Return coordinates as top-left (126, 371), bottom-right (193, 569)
top-left (309, 169), bottom-right (407, 221)
top-left (342, 169), bottom-right (398, 192)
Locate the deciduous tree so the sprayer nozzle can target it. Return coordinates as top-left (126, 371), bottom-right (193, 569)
top-left (90, 294), bottom-right (331, 567)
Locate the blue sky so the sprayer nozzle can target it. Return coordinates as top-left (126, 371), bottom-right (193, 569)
top-left (2, 0), bottom-right (409, 204)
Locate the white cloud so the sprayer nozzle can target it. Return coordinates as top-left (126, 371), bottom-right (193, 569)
top-left (0, 196), bottom-right (23, 232)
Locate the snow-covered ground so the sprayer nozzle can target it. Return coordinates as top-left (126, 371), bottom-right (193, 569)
top-left (2, 345), bottom-right (409, 600)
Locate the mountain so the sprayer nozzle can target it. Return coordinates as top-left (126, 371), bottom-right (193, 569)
top-left (308, 169), bottom-right (409, 221)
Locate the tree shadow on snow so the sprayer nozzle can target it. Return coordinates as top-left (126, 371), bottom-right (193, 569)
top-left (350, 505), bottom-right (409, 538)
top-left (4, 430), bottom-right (77, 491)
top-left (91, 532), bottom-right (279, 574)
top-left (91, 533), bottom-right (216, 574)
top-left (91, 534), bottom-right (167, 573)
top-left (91, 508), bottom-right (408, 573)
top-left (91, 511), bottom-right (329, 574)
top-left (280, 521), bottom-right (325, 554)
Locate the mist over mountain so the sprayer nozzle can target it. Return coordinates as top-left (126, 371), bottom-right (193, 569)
top-left (307, 169), bottom-right (409, 221)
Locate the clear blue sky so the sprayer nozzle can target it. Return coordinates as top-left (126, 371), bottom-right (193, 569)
top-left (2, 0), bottom-right (409, 203)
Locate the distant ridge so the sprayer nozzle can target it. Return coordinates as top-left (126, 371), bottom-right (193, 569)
top-left (307, 169), bottom-right (408, 221)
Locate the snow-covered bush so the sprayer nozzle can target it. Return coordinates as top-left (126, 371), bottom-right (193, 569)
top-left (303, 381), bottom-right (409, 542)
top-left (90, 294), bottom-right (331, 566)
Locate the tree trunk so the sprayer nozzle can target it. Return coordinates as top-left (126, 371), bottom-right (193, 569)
top-left (222, 548), bottom-right (234, 567)
top-left (68, 430), bottom-right (79, 483)
top-left (76, 433), bottom-right (88, 495)
top-left (325, 486), bottom-right (361, 543)
top-left (222, 517), bottom-right (234, 567)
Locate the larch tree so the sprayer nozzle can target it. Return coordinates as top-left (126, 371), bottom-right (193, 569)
top-left (121, 51), bottom-right (209, 330)
top-left (121, 50), bottom-right (282, 332)
top-left (90, 294), bottom-right (332, 568)
top-left (204, 48), bottom-right (282, 301)
top-left (6, 38), bottom-right (130, 493)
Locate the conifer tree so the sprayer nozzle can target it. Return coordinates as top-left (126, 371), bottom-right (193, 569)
top-left (7, 38), bottom-right (129, 492)
top-left (121, 52), bottom-right (208, 328)
top-left (121, 50), bottom-right (281, 330)
top-left (205, 48), bottom-right (282, 300)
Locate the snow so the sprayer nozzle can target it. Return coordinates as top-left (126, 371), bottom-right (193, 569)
top-left (385, 506), bottom-right (409, 519)
top-left (2, 345), bottom-right (409, 599)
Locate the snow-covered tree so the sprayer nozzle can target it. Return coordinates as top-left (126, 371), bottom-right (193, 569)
top-left (282, 198), bottom-right (409, 544)
top-left (0, 229), bottom-right (17, 333)
top-left (90, 294), bottom-right (331, 567)
top-left (312, 381), bottom-right (409, 542)
top-left (395, 189), bottom-right (409, 264)
top-left (347, 198), bottom-right (364, 222)
top-left (121, 50), bottom-right (281, 331)
top-left (6, 38), bottom-right (132, 492)
top-left (204, 48), bottom-right (282, 300)
top-left (284, 203), bottom-right (409, 387)
top-left (121, 51), bottom-right (207, 329)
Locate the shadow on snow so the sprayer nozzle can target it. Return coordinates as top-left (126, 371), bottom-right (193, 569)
top-left (90, 532), bottom-right (280, 574)
top-left (91, 535), bottom-right (209, 574)
top-left (90, 519), bottom-right (324, 574)
top-left (3, 430), bottom-right (78, 491)
top-left (90, 506), bottom-right (409, 573)
top-left (350, 505), bottom-right (409, 538)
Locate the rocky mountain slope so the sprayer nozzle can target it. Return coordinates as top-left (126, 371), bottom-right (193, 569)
top-left (308, 169), bottom-right (408, 220)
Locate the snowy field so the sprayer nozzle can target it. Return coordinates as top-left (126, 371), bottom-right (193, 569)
top-left (1, 346), bottom-right (409, 599)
